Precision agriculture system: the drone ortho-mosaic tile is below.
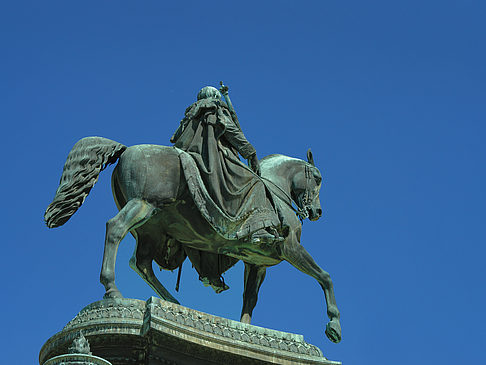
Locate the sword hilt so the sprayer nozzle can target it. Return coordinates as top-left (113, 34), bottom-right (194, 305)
top-left (219, 81), bottom-right (242, 131)
top-left (219, 81), bottom-right (229, 95)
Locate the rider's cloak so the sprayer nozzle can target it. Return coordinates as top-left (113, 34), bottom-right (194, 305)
top-left (171, 98), bottom-right (284, 240)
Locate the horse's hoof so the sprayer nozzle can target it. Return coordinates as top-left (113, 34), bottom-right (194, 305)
top-left (160, 292), bottom-right (180, 305)
top-left (167, 297), bottom-right (180, 305)
top-left (103, 288), bottom-right (123, 299)
top-left (325, 320), bottom-right (342, 343)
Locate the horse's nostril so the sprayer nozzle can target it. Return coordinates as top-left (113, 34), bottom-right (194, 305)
top-left (317, 208), bottom-right (322, 216)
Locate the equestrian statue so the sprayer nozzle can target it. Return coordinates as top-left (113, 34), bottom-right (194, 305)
top-left (44, 83), bottom-right (342, 343)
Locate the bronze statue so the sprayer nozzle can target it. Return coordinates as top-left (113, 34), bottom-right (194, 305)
top-left (44, 85), bottom-right (342, 343)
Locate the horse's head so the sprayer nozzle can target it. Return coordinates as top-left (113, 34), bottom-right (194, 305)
top-left (291, 149), bottom-right (323, 221)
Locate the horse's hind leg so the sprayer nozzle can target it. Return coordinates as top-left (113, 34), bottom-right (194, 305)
top-left (129, 233), bottom-right (181, 304)
top-left (100, 198), bottom-right (156, 298)
top-left (240, 263), bottom-right (266, 324)
top-left (282, 241), bottom-right (342, 343)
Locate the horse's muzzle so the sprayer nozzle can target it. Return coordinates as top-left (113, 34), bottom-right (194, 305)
top-left (308, 207), bottom-right (322, 221)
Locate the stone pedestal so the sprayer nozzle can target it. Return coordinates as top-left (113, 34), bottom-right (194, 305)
top-left (40, 297), bottom-right (340, 365)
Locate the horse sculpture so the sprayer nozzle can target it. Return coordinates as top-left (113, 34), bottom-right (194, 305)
top-left (44, 136), bottom-right (341, 343)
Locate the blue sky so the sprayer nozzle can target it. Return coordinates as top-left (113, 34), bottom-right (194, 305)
top-left (1, 1), bottom-right (485, 364)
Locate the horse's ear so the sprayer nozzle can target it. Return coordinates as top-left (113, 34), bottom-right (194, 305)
top-left (307, 148), bottom-right (315, 166)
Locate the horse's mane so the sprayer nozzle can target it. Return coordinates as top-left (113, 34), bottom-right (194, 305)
top-left (261, 154), bottom-right (282, 162)
top-left (260, 154), bottom-right (304, 170)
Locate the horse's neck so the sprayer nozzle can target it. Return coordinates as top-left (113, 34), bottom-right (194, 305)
top-left (261, 155), bottom-right (302, 197)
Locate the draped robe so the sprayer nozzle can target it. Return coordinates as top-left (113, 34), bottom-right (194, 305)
top-left (171, 98), bottom-right (283, 240)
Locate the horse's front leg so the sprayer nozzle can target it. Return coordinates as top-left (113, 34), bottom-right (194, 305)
top-left (100, 198), bottom-right (155, 298)
top-left (240, 263), bottom-right (266, 324)
top-left (282, 238), bottom-right (341, 343)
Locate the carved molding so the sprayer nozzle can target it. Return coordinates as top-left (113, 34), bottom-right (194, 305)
top-left (146, 297), bottom-right (323, 358)
top-left (43, 353), bottom-right (112, 365)
top-left (40, 297), bottom-right (340, 365)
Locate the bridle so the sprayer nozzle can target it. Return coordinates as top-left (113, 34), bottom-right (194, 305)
top-left (261, 163), bottom-right (316, 222)
top-left (296, 164), bottom-right (315, 221)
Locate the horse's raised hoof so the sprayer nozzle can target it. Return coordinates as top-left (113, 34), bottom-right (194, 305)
top-left (103, 288), bottom-right (123, 299)
top-left (325, 319), bottom-right (342, 343)
top-left (240, 313), bottom-right (251, 324)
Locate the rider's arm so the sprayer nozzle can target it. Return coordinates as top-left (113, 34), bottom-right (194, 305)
top-left (221, 110), bottom-right (256, 160)
top-left (220, 108), bottom-right (261, 176)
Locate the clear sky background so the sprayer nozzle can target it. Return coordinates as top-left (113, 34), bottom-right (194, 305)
top-left (1, 1), bottom-right (485, 364)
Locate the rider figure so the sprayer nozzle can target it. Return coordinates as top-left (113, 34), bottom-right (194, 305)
top-left (171, 85), bottom-right (283, 244)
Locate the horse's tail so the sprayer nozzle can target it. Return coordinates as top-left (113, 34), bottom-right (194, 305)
top-left (44, 136), bottom-right (127, 228)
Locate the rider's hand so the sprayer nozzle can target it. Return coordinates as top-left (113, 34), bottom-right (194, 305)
top-left (248, 154), bottom-right (261, 176)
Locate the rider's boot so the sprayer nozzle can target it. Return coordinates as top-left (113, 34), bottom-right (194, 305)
top-left (200, 276), bottom-right (230, 294)
top-left (251, 228), bottom-right (283, 244)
